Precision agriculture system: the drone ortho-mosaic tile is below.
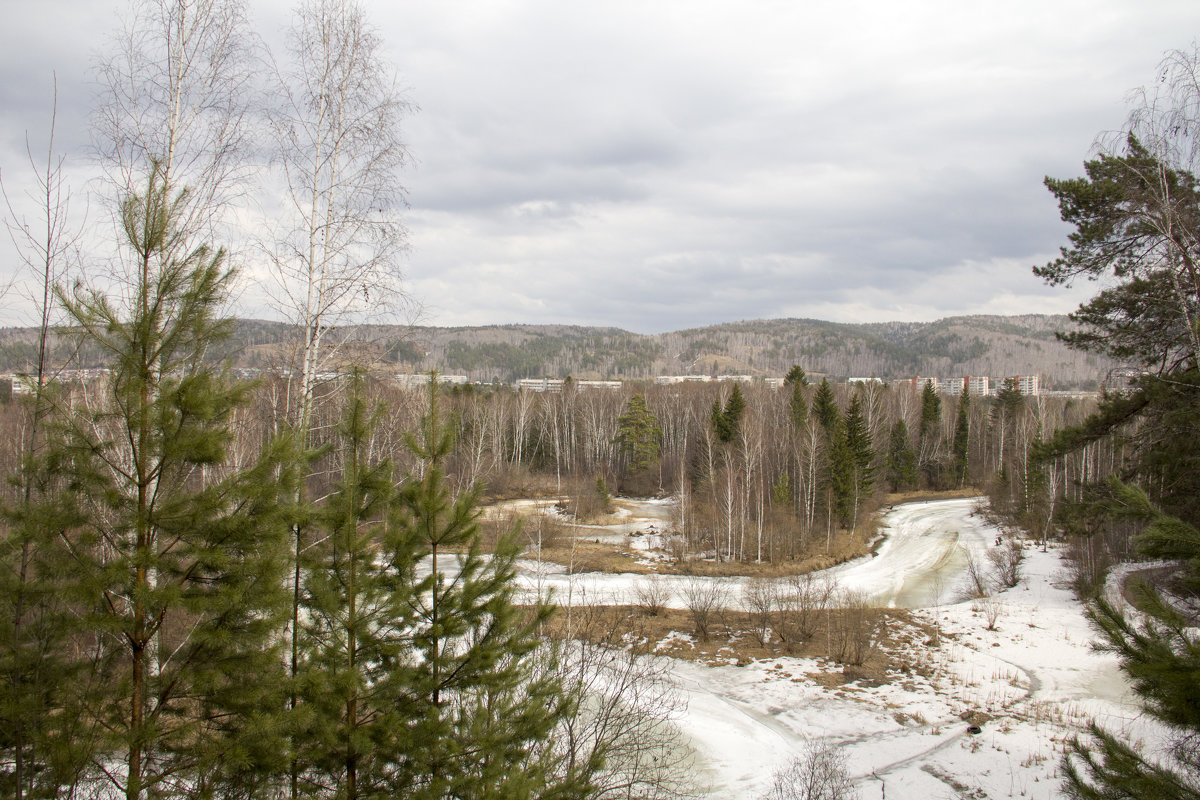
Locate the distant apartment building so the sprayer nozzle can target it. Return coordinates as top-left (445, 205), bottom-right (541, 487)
top-left (944, 376), bottom-right (990, 397)
top-left (394, 373), bottom-right (469, 389)
top-left (1103, 367), bottom-right (1144, 394)
top-left (892, 376), bottom-right (937, 392)
top-left (655, 375), bottom-right (713, 385)
top-left (516, 378), bottom-right (564, 393)
top-left (575, 380), bottom-right (622, 391)
top-left (1011, 375), bottom-right (1040, 396)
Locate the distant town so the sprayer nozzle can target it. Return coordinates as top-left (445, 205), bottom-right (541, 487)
top-left (3, 368), bottom-right (1112, 400)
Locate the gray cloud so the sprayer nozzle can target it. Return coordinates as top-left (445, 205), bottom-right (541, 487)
top-left (1, 0), bottom-right (1196, 334)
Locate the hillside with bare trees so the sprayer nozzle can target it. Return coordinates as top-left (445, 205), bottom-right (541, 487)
top-left (0, 313), bottom-right (1113, 388)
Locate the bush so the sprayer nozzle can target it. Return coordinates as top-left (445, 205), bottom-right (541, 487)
top-left (633, 575), bottom-right (672, 617)
top-left (742, 577), bottom-right (781, 646)
top-left (761, 739), bottom-right (858, 800)
top-left (683, 577), bottom-right (725, 641)
top-left (829, 589), bottom-right (880, 666)
top-left (988, 539), bottom-right (1024, 589)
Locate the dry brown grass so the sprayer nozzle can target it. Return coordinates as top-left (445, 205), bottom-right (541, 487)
top-left (538, 539), bottom-right (654, 575)
top-left (882, 487), bottom-right (983, 504)
top-left (538, 601), bottom-right (931, 688)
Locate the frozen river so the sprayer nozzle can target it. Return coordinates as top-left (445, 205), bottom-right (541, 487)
top-left (510, 496), bottom-right (1000, 610)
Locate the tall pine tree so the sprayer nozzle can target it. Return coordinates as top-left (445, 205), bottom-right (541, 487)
top-left (44, 166), bottom-right (296, 800)
top-left (293, 372), bottom-right (421, 800)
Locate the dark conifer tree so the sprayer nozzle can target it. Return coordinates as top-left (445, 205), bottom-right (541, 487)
top-left (918, 379), bottom-right (942, 486)
top-left (397, 380), bottom-right (585, 799)
top-left (811, 378), bottom-right (839, 434)
top-left (831, 393), bottom-right (875, 529)
top-left (952, 385), bottom-right (971, 487)
top-left (293, 373), bottom-right (420, 800)
top-left (615, 393), bottom-right (661, 473)
top-left (43, 166), bottom-right (296, 800)
top-left (886, 419), bottom-right (918, 492)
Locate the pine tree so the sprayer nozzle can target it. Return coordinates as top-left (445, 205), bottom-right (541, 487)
top-left (43, 166), bottom-right (296, 800)
top-left (0, 413), bottom-right (94, 798)
top-left (398, 380), bottom-right (584, 799)
top-left (1064, 486), bottom-right (1200, 799)
top-left (293, 372), bottom-right (421, 800)
top-left (1039, 49), bottom-right (1200, 796)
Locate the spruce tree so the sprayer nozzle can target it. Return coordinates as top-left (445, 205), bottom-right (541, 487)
top-left (711, 384), bottom-right (746, 444)
top-left (615, 393), bottom-right (661, 473)
top-left (885, 418), bottom-right (918, 492)
top-left (783, 365), bottom-right (807, 386)
top-left (952, 384), bottom-right (971, 487)
top-left (44, 166), bottom-right (296, 800)
top-left (788, 378), bottom-right (807, 431)
top-left (811, 378), bottom-right (839, 434)
top-left (832, 393), bottom-right (875, 529)
top-left (918, 380), bottom-right (941, 486)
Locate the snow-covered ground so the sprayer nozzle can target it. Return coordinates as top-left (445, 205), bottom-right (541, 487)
top-left (672, 540), bottom-right (1154, 799)
top-left (498, 496), bottom-right (1162, 799)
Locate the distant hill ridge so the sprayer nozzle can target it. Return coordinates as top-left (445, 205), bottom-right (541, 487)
top-left (0, 313), bottom-right (1112, 389)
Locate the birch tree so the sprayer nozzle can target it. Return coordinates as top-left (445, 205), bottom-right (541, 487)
top-left (93, 0), bottom-right (257, 256)
top-left (267, 0), bottom-right (413, 432)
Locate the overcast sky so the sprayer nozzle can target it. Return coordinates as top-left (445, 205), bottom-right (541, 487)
top-left (1, 1), bottom-right (1198, 333)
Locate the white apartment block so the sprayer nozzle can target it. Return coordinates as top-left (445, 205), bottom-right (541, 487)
top-left (944, 376), bottom-right (990, 397)
top-left (516, 378), bottom-right (564, 393)
top-left (655, 375), bottom-right (713, 385)
top-left (394, 373), bottom-right (468, 389)
top-left (1011, 375), bottom-right (1040, 396)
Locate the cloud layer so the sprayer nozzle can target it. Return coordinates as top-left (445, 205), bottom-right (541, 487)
top-left (2, 0), bottom-right (1196, 332)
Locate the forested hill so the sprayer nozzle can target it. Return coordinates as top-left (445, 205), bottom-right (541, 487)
top-left (0, 313), bottom-right (1113, 389)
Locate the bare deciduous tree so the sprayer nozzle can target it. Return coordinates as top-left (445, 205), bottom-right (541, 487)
top-left (988, 539), bottom-right (1024, 589)
top-left (266, 0), bottom-right (414, 431)
top-left (94, 0), bottom-right (257, 260)
top-left (742, 576), bottom-right (780, 647)
top-left (633, 574), bottom-right (672, 617)
top-left (761, 739), bottom-right (858, 800)
top-left (683, 576), bottom-right (724, 642)
top-left (547, 603), bottom-right (700, 800)
top-left (775, 573), bottom-right (835, 652)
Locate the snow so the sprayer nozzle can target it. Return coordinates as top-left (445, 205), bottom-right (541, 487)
top-left (506, 496), bottom-right (1164, 799)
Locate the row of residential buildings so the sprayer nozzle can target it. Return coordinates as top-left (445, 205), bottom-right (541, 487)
top-left (497, 373), bottom-right (1044, 396)
top-left (0, 369), bottom-right (1045, 399)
